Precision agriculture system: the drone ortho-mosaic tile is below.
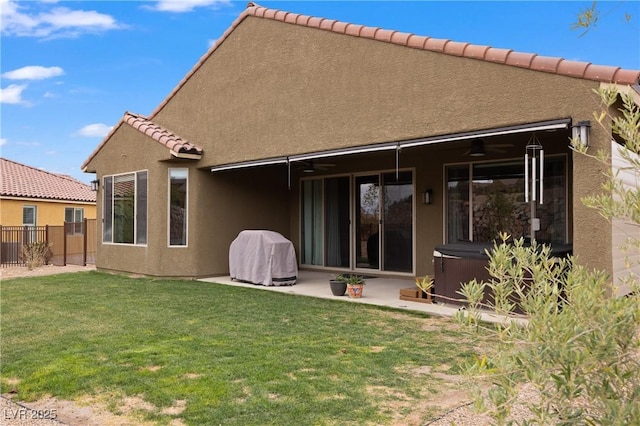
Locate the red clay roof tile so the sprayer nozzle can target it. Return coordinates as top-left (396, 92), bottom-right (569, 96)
top-left (505, 52), bottom-right (537, 68)
top-left (146, 2), bottom-right (639, 122)
top-left (83, 3), bottom-right (639, 173)
top-left (583, 64), bottom-right (624, 82)
top-left (444, 41), bottom-right (470, 57)
top-left (81, 113), bottom-right (202, 171)
top-left (406, 34), bottom-right (429, 49)
top-left (123, 112), bottom-right (203, 156)
top-left (390, 31), bottom-right (411, 46)
top-left (464, 44), bottom-right (491, 60)
top-left (530, 55), bottom-right (562, 73)
top-left (1, 157), bottom-right (96, 203)
top-left (484, 47), bottom-right (513, 64)
top-left (332, 21), bottom-right (348, 34)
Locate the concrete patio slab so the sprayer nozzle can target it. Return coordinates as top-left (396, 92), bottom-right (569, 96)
top-left (198, 270), bottom-right (519, 324)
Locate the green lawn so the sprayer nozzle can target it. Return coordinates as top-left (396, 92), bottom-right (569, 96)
top-left (1, 272), bottom-right (484, 425)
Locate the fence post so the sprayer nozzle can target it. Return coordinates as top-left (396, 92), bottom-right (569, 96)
top-left (63, 223), bottom-right (67, 266)
top-left (83, 218), bottom-right (88, 266)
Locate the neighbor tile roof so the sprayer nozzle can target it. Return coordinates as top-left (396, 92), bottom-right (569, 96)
top-left (81, 112), bottom-right (203, 171)
top-left (148, 2), bottom-right (640, 119)
top-left (1, 157), bottom-right (96, 203)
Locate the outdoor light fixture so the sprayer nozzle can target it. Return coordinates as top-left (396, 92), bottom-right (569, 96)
top-left (469, 139), bottom-right (486, 157)
top-left (422, 189), bottom-right (433, 205)
top-left (524, 133), bottom-right (544, 205)
top-left (571, 120), bottom-right (591, 148)
top-left (90, 179), bottom-right (99, 192)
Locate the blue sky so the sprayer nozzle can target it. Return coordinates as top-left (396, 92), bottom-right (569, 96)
top-left (1, 0), bottom-right (638, 184)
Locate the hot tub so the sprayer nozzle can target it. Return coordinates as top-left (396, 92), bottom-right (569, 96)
top-left (433, 242), bottom-right (572, 306)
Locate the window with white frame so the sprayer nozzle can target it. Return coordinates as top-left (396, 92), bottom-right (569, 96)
top-left (102, 171), bottom-right (147, 244)
top-left (23, 205), bottom-right (36, 226)
top-left (168, 168), bottom-right (188, 246)
top-left (65, 207), bottom-right (84, 234)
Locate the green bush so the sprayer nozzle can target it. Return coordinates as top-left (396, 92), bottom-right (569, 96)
top-left (458, 88), bottom-right (640, 425)
top-left (459, 236), bottom-right (640, 425)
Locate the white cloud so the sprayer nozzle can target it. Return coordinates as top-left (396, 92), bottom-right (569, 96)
top-left (0, 138), bottom-right (7, 147)
top-left (77, 123), bottom-right (113, 138)
top-left (2, 65), bottom-right (64, 80)
top-left (16, 141), bottom-right (41, 147)
top-left (1, 0), bottom-right (123, 38)
top-left (151, 0), bottom-right (231, 13)
top-left (0, 84), bottom-right (28, 104)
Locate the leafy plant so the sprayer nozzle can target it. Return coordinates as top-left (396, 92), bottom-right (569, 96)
top-left (458, 87), bottom-right (640, 424)
top-left (338, 274), bottom-right (366, 285)
top-left (415, 276), bottom-right (433, 294)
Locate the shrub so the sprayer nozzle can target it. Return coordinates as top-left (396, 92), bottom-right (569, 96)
top-left (20, 242), bottom-right (53, 270)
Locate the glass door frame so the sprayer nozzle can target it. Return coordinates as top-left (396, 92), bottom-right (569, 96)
top-left (299, 168), bottom-right (416, 276)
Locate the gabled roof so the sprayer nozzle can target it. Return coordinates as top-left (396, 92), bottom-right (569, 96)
top-left (82, 112), bottom-right (203, 172)
top-left (1, 157), bottom-right (96, 203)
top-left (82, 2), bottom-right (640, 173)
top-left (148, 2), bottom-right (640, 120)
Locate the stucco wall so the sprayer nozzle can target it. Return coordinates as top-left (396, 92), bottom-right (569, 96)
top-left (87, 15), bottom-right (614, 277)
top-left (0, 198), bottom-right (96, 227)
top-left (150, 16), bottom-right (610, 274)
top-left (89, 123), bottom-right (291, 277)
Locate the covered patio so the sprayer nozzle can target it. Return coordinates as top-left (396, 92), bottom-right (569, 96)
top-left (199, 270), bottom-right (516, 324)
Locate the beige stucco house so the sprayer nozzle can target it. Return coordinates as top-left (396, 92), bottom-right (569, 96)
top-left (82, 4), bottom-right (640, 293)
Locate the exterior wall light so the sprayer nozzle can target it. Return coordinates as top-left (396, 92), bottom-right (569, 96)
top-left (422, 189), bottom-right (433, 205)
top-left (91, 179), bottom-right (100, 191)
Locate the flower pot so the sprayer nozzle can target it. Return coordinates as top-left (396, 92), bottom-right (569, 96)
top-left (330, 280), bottom-right (347, 296)
top-left (347, 283), bottom-right (364, 299)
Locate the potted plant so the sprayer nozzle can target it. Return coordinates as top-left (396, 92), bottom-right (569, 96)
top-left (329, 274), bottom-right (347, 296)
top-left (343, 274), bottom-right (366, 299)
top-left (415, 276), bottom-right (433, 303)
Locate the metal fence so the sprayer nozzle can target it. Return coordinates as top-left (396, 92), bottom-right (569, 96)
top-left (0, 219), bottom-right (97, 267)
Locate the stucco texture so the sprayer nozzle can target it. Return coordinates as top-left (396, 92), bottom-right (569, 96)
top-left (87, 14), bottom-right (613, 277)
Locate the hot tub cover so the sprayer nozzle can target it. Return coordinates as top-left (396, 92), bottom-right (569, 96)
top-left (229, 230), bottom-right (298, 286)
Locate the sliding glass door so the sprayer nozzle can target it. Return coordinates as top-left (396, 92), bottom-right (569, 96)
top-left (382, 171), bottom-right (413, 273)
top-left (301, 177), bottom-right (350, 267)
top-left (301, 170), bottom-right (414, 273)
top-left (325, 177), bottom-right (350, 268)
top-left (355, 175), bottom-right (380, 269)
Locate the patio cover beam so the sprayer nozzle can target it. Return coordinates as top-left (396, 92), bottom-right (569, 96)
top-left (398, 118), bottom-right (571, 149)
top-left (210, 157), bottom-right (288, 172)
top-left (209, 118), bottom-right (571, 173)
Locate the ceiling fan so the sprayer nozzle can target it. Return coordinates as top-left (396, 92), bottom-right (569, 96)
top-left (463, 138), bottom-right (513, 157)
top-left (297, 159), bottom-right (336, 173)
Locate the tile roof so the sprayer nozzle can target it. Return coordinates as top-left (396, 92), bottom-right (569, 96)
top-left (81, 112), bottom-right (203, 171)
top-left (123, 112), bottom-right (203, 155)
top-left (1, 157), bottom-right (96, 203)
top-left (148, 2), bottom-right (640, 119)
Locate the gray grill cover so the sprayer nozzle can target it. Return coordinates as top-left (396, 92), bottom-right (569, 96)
top-left (229, 230), bottom-right (297, 286)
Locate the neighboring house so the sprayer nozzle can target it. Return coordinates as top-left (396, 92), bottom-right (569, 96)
top-left (82, 4), bottom-right (639, 292)
top-left (1, 157), bottom-right (96, 227)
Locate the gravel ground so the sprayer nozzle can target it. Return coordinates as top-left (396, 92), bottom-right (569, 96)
top-left (1, 264), bottom-right (95, 280)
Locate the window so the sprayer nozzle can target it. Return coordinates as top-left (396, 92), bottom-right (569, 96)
top-left (446, 157), bottom-right (566, 244)
top-left (102, 171), bottom-right (148, 245)
top-left (168, 168), bottom-right (188, 246)
top-left (22, 206), bottom-right (36, 227)
top-left (65, 207), bottom-right (84, 234)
